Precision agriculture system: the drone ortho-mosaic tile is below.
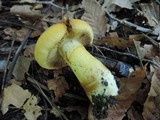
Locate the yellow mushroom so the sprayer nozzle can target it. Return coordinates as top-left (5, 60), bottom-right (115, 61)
top-left (34, 19), bottom-right (119, 105)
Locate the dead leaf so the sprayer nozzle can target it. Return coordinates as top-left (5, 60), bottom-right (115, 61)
top-left (88, 67), bottom-right (146, 120)
top-left (47, 70), bottom-right (69, 102)
top-left (97, 35), bottom-right (132, 49)
top-left (23, 44), bottom-right (35, 58)
top-left (3, 27), bottom-right (42, 42)
top-left (127, 105), bottom-right (144, 120)
top-left (10, 5), bottom-right (42, 21)
top-left (13, 55), bottom-right (32, 81)
top-left (143, 66), bottom-right (160, 120)
top-left (3, 27), bottom-right (26, 42)
top-left (101, 0), bottom-right (135, 13)
top-left (82, 0), bottom-right (108, 39)
top-left (66, 106), bottom-right (88, 120)
top-left (129, 34), bottom-right (143, 42)
top-left (1, 84), bottom-right (31, 114)
top-left (133, 41), bottom-right (147, 59)
top-left (111, 0), bottom-right (133, 9)
top-left (23, 95), bottom-right (42, 120)
top-left (140, 2), bottom-right (160, 35)
top-left (143, 44), bottom-right (157, 59)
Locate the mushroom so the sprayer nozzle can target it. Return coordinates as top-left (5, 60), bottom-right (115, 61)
top-left (34, 19), bottom-right (119, 105)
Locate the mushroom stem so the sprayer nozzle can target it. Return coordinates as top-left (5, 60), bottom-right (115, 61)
top-left (58, 38), bottom-right (119, 103)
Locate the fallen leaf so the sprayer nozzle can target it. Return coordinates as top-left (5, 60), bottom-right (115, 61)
top-left (140, 2), bottom-right (160, 35)
top-left (88, 67), bottom-right (146, 120)
top-left (127, 105), bottom-right (144, 120)
top-left (143, 66), bottom-right (160, 120)
top-left (133, 40), bottom-right (147, 59)
top-left (3, 27), bottom-right (42, 42)
top-left (66, 106), bottom-right (88, 120)
top-left (143, 44), bottom-right (157, 59)
top-left (23, 44), bottom-right (35, 58)
top-left (101, 35), bottom-right (131, 49)
top-left (1, 84), bottom-right (31, 114)
top-left (10, 5), bottom-right (42, 21)
top-left (23, 95), bottom-right (42, 120)
top-left (111, 0), bottom-right (133, 9)
top-left (129, 34), bottom-right (143, 42)
top-left (3, 27), bottom-right (27, 42)
top-left (13, 55), bottom-right (32, 81)
top-left (82, 0), bottom-right (108, 39)
top-left (47, 70), bottom-right (69, 102)
top-left (106, 67), bottom-right (146, 120)
top-left (101, 0), bottom-right (136, 13)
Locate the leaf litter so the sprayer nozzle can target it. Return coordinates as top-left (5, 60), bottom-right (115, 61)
top-left (0, 0), bottom-right (160, 119)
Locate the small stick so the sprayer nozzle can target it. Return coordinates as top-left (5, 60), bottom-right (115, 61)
top-left (106, 10), bottom-right (158, 36)
top-left (96, 45), bottom-right (160, 69)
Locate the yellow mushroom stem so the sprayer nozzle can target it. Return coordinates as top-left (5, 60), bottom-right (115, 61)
top-left (58, 38), bottom-right (119, 103)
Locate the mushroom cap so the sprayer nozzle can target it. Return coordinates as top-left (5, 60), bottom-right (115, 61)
top-left (34, 19), bottom-right (94, 69)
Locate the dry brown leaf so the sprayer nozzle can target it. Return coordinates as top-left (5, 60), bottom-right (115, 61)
top-left (66, 106), bottom-right (88, 120)
top-left (88, 67), bottom-right (146, 120)
top-left (82, 0), bottom-right (108, 39)
top-left (47, 71), bottom-right (69, 102)
top-left (23, 44), bottom-right (35, 58)
top-left (23, 95), bottom-right (42, 120)
top-left (134, 41), bottom-right (147, 59)
top-left (101, 0), bottom-right (136, 13)
top-left (1, 84), bottom-right (31, 114)
top-left (10, 5), bottom-right (42, 21)
top-left (13, 55), bottom-right (32, 81)
top-left (111, 0), bottom-right (133, 9)
top-left (3, 27), bottom-right (27, 42)
top-left (97, 33), bottom-right (132, 48)
top-left (129, 34), bottom-right (143, 42)
top-left (143, 66), bottom-right (160, 120)
top-left (140, 2), bottom-right (160, 35)
top-left (133, 41), bottom-right (158, 59)
top-left (143, 44), bottom-right (158, 59)
top-left (106, 67), bottom-right (146, 120)
top-left (127, 106), bottom-right (144, 120)
top-left (3, 26), bottom-right (42, 42)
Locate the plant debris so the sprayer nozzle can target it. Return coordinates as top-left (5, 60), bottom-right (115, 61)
top-left (0, 0), bottom-right (160, 120)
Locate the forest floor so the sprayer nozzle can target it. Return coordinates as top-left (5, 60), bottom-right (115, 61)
top-left (0, 0), bottom-right (160, 120)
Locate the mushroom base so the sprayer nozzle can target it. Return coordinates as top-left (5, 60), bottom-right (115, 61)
top-left (58, 39), bottom-right (119, 103)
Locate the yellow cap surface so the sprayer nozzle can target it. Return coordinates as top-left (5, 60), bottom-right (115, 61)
top-left (34, 19), bottom-right (93, 69)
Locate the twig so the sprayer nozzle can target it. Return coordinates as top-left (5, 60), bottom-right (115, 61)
top-left (1, 33), bottom-right (16, 109)
top-left (28, 76), bottom-right (69, 120)
top-left (92, 44), bottom-right (105, 58)
top-left (35, 0), bottom-right (65, 10)
top-left (6, 5), bottom-right (51, 81)
top-left (142, 33), bottom-right (159, 47)
top-left (133, 40), bottom-right (144, 67)
top-left (6, 21), bottom-right (38, 81)
top-left (0, 42), bottom-right (8, 48)
top-left (96, 46), bottom-right (160, 69)
top-left (106, 11), bottom-right (158, 36)
top-left (0, 20), bottom-right (38, 30)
